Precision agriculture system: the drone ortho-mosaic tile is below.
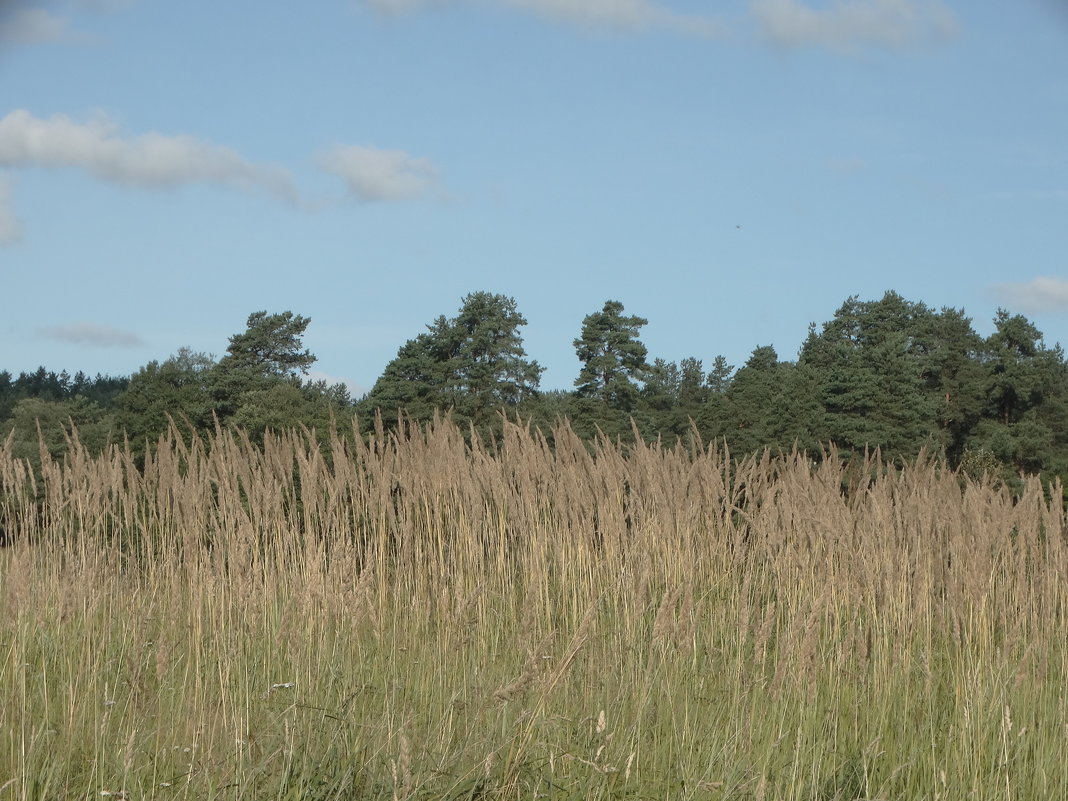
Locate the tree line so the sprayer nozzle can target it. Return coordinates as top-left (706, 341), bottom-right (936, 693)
top-left (3, 291), bottom-right (1066, 489)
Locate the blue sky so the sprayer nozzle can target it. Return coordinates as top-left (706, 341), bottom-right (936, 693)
top-left (1, 0), bottom-right (1066, 395)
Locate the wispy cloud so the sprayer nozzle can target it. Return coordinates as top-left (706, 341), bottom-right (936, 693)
top-left (0, 109), bottom-right (299, 201)
top-left (0, 7), bottom-right (72, 44)
top-left (0, 0), bottom-right (131, 46)
top-left (749, 0), bottom-right (958, 52)
top-left (0, 109), bottom-right (444, 244)
top-left (0, 174), bottom-right (21, 245)
top-left (317, 144), bottom-right (440, 202)
top-left (40, 321), bottom-right (147, 347)
top-left (990, 276), bottom-right (1068, 315)
top-left (364, 0), bottom-right (724, 36)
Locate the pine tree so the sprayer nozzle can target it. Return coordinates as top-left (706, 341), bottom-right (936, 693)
top-left (574, 300), bottom-right (649, 410)
top-left (361, 292), bottom-right (543, 427)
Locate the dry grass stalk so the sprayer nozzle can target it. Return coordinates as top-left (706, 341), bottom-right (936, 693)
top-left (1, 416), bottom-right (1067, 798)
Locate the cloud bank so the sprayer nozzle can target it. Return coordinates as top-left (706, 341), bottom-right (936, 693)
top-left (40, 321), bottom-right (147, 347)
top-left (991, 277), bottom-right (1068, 315)
top-left (317, 144), bottom-right (440, 202)
top-left (749, 0), bottom-right (958, 51)
top-left (0, 109), bottom-right (299, 201)
top-left (364, 0), bottom-right (724, 36)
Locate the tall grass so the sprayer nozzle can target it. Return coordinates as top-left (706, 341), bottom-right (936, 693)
top-left (1, 416), bottom-right (1066, 800)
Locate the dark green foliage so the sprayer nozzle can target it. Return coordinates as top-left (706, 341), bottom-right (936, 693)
top-left (443, 291), bottom-right (545, 421)
top-left (220, 310), bottom-right (315, 378)
top-left (360, 332), bottom-right (453, 424)
top-left (967, 311), bottom-right (1068, 477)
top-left (0, 369), bottom-right (127, 476)
top-left (200, 310), bottom-right (352, 445)
top-left (983, 310), bottom-right (1062, 425)
top-left (712, 346), bottom-right (822, 455)
top-left (563, 395), bottom-right (636, 442)
top-left (211, 310), bottom-right (315, 422)
top-left (116, 347), bottom-right (217, 447)
top-left (916, 306), bottom-right (988, 462)
top-left (0, 367), bottom-right (128, 420)
top-left (800, 292), bottom-right (979, 461)
top-left (360, 292), bottom-right (543, 431)
top-left (574, 300), bottom-right (649, 410)
top-left (5, 290), bottom-right (1068, 494)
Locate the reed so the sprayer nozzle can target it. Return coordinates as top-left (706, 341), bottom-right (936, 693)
top-left (1, 417), bottom-right (1065, 799)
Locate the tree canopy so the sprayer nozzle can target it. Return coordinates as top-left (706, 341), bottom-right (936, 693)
top-left (360, 292), bottom-right (543, 429)
top-left (574, 300), bottom-right (649, 410)
top-left (220, 311), bottom-right (315, 378)
top-left (6, 290), bottom-right (1068, 494)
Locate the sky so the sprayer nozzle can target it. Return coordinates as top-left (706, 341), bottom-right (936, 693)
top-left (1, 0), bottom-right (1066, 396)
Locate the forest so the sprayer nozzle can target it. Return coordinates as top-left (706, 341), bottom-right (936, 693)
top-left (2, 290), bottom-right (1066, 489)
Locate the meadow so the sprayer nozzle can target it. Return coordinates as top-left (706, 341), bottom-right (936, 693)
top-left (1, 417), bottom-right (1066, 800)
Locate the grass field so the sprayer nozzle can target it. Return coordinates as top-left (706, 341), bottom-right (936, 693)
top-left (1, 418), bottom-right (1066, 800)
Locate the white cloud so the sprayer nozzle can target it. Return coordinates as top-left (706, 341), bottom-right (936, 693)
top-left (990, 277), bottom-right (1068, 315)
top-left (40, 321), bottom-right (146, 347)
top-left (0, 175), bottom-right (21, 245)
top-left (363, 0), bottom-right (724, 36)
top-left (317, 144), bottom-right (440, 202)
top-left (0, 7), bottom-right (71, 43)
top-left (0, 109), bottom-right (299, 202)
top-left (749, 0), bottom-right (958, 51)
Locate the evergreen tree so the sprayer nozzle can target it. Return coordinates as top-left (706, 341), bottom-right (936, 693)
top-left (971, 310), bottom-right (1068, 476)
top-left (718, 345), bottom-right (781, 454)
top-left (914, 306), bottom-right (986, 462)
top-left (641, 358), bottom-right (682, 414)
top-left (715, 346), bottom-right (821, 455)
top-left (445, 292), bottom-right (544, 422)
top-left (360, 333), bottom-right (453, 425)
top-left (219, 310), bottom-right (315, 378)
top-left (706, 356), bottom-right (734, 395)
top-left (574, 300), bottom-right (649, 410)
top-left (0, 370), bottom-right (14, 420)
top-left (693, 356), bottom-right (734, 444)
top-left (984, 310), bottom-right (1056, 426)
top-left (639, 356), bottom-right (716, 441)
top-left (211, 310), bottom-right (316, 423)
top-left (800, 292), bottom-right (956, 460)
top-left (361, 292), bottom-right (543, 428)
